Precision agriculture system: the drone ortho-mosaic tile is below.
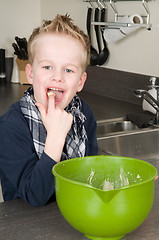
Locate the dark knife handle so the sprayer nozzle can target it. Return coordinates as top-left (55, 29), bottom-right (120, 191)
top-left (12, 43), bottom-right (22, 59)
top-left (22, 38), bottom-right (28, 54)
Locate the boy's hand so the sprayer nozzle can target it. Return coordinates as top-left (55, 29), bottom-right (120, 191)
top-left (36, 94), bottom-right (73, 162)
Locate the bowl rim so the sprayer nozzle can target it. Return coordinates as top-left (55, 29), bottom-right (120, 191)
top-left (52, 155), bottom-right (158, 192)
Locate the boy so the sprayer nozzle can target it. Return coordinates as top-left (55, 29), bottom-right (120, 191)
top-left (0, 14), bottom-right (98, 206)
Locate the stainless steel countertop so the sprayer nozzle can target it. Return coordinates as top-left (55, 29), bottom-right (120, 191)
top-left (0, 82), bottom-right (142, 120)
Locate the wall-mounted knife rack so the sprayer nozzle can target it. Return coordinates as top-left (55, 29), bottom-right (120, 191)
top-left (83, 0), bottom-right (151, 30)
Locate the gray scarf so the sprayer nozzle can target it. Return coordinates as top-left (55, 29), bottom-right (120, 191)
top-left (20, 87), bottom-right (87, 160)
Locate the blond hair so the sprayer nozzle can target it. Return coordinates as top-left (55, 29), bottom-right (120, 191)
top-left (28, 14), bottom-right (90, 70)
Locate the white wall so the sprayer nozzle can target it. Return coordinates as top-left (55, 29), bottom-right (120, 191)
top-left (40, 0), bottom-right (159, 77)
top-left (0, 0), bottom-right (159, 77)
top-left (0, 0), bottom-right (41, 57)
top-left (105, 1), bottom-right (159, 77)
top-left (40, 0), bottom-right (87, 33)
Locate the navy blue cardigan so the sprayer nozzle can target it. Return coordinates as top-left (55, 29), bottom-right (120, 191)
top-left (0, 99), bottom-right (98, 206)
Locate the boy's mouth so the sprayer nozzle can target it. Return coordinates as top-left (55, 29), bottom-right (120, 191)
top-left (47, 88), bottom-right (64, 102)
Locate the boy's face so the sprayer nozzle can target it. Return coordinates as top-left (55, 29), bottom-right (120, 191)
top-left (26, 33), bottom-right (87, 110)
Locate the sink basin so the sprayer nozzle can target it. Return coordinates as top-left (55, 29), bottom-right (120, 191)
top-left (97, 118), bottom-right (139, 138)
top-left (97, 118), bottom-right (159, 161)
top-left (97, 128), bottom-right (159, 161)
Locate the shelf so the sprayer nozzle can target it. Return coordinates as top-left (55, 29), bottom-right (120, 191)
top-left (84, 0), bottom-right (151, 30)
top-left (91, 22), bottom-right (151, 30)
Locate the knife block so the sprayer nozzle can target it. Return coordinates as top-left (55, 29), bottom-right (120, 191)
top-left (16, 58), bottom-right (29, 84)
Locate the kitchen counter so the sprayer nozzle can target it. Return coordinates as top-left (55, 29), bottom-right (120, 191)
top-left (0, 159), bottom-right (158, 240)
top-left (0, 82), bottom-right (142, 120)
top-left (0, 82), bottom-right (159, 239)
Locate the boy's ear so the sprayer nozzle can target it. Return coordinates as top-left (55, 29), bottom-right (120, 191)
top-left (25, 63), bottom-right (33, 84)
top-left (77, 72), bottom-right (87, 93)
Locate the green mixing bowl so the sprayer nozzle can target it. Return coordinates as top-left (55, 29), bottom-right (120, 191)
top-left (52, 155), bottom-right (157, 240)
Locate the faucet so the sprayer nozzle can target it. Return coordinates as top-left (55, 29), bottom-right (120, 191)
top-left (133, 77), bottom-right (159, 124)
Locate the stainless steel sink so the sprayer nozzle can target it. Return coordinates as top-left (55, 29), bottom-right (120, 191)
top-left (97, 118), bottom-right (159, 161)
top-left (97, 118), bottom-right (139, 138)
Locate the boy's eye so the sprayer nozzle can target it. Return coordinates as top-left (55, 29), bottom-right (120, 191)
top-left (44, 66), bottom-right (52, 70)
top-left (65, 69), bottom-right (73, 73)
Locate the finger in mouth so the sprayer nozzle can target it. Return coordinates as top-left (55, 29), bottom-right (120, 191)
top-left (47, 91), bottom-right (55, 97)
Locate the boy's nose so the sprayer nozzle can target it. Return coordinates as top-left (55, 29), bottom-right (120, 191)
top-left (51, 69), bottom-right (63, 82)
